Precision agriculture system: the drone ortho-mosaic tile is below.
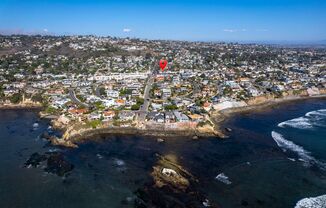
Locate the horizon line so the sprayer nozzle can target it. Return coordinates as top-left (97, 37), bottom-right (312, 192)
top-left (0, 32), bottom-right (325, 46)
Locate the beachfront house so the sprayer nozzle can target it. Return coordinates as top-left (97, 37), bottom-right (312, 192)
top-left (173, 111), bottom-right (190, 122)
top-left (119, 111), bottom-right (135, 121)
top-left (102, 110), bottom-right (116, 121)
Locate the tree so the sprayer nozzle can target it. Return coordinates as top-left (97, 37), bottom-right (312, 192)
top-left (0, 84), bottom-right (4, 99)
top-left (223, 86), bottom-right (232, 96)
top-left (164, 104), bottom-right (178, 111)
top-left (87, 120), bottom-right (101, 129)
top-left (31, 93), bottom-right (43, 103)
top-left (10, 93), bottom-right (23, 104)
top-left (136, 97), bottom-right (144, 105)
top-left (45, 106), bottom-right (59, 114)
top-left (145, 52), bottom-right (152, 59)
top-left (94, 101), bottom-right (105, 111)
top-left (131, 104), bottom-right (140, 111)
top-left (99, 87), bottom-right (106, 96)
top-left (119, 89), bottom-right (132, 96)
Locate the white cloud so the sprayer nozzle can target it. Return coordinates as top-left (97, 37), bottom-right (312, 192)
top-left (43, 28), bottom-right (48, 32)
top-left (123, 28), bottom-right (131, 33)
top-left (223, 29), bottom-right (237, 33)
top-left (223, 29), bottom-right (247, 33)
top-left (256, 29), bottom-right (269, 32)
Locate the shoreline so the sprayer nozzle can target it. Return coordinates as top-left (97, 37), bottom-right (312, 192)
top-left (212, 94), bottom-right (326, 126)
top-left (51, 94), bottom-right (326, 148)
top-left (0, 103), bottom-right (43, 110)
top-left (49, 125), bottom-right (222, 148)
top-left (1, 94), bottom-right (326, 148)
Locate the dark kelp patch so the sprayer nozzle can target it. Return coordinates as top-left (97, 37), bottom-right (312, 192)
top-left (25, 152), bottom-right (74, 177)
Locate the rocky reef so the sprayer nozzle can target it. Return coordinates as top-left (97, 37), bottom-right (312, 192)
top-left (25, 151), bottom-right (74, 177)
top-left (134, 154), bottom-right (219, 208)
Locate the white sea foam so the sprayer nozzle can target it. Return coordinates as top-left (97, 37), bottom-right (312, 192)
top-left (295, 194), bottom-right (326, 208)
top-left (48, 148), bottom-right (61, 153)
top-left (114, 158), bottom-right (125, 166)
top-left (305, 109), bottom-right (326, 117)
top-left (215, 173), bottom-right (232, 185)
top-left (278, 117), bottom-right (313, 129)
top-left (271, 131), bottom-right (313, 165)
top-left (278, 109), bottom-right (326, 130)
top-left (271, 131), bottom-right (326, 170)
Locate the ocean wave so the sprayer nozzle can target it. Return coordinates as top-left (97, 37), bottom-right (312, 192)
top-left (278, 109), bottom-right (326, 130)
top-left (278, 117), bottom-right (313, 129)
top-left (295, 194), bottom-right (326, 208)
top-left (114, 158), bottom-right (125, 166)
top-left (271, 131), bottom-right (326, 170)
top-left (305, 109), bottom-right (326, 117)
top-left (215, 173), bottom-right (232, 185)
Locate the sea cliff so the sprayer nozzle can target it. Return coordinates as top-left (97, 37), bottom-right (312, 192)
top-left (211, 89), bottom-right (326, 126)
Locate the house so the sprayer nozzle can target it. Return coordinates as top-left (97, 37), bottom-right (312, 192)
top-left (165, 111), bottom-right (175, 123)
top-left (103, 110), bottom-right (116, 120)
top-left (154, 113), bottom-right (165, 123)
top-left (53, 98), bottom-right (69, 108)
top-left (146, 112), bottom-right (165, 123)
top-left (115, 99), bottom-right (125, 106)
top-left (146, 112), bottom-right (157, 121)
top-left (162, 88), bottom-right (172, 99)
top-left (57, 114), bottom-right (70, 125)
top-left (151, 102), bottom-right (163, 110)
top-left (248, 87), bottom-right (260, 96)
top-left (203, 101), bottom-right (212, 112)
top-left (131, 90), bottom-right (140, 97)
top-left (88, 112), bottom-right (101, 120)
top-left (68, 108), bottom-right (88, 115)
top-left (119, 111), bottom-right (135, 121)
top-left (154, 89), bottom-right (162, 98)
top-left (226, 81), bottom-right (240, 89)
top-left (107, 90), bottom-right (119, 98)
top-left (188, 114), bottom-right (204, 122)
top-left (103, 99), bottom-right (115, 107)
top-left (173, 111), bottom-right (190, 122)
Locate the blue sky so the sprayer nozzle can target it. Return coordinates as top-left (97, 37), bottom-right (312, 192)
top-left (0, 0), bottom-right (325, 42)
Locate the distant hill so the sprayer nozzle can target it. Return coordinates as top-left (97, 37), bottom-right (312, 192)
top-left (317, 40), bottom-right (326, 44)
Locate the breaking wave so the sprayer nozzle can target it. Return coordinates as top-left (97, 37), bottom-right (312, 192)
top-left (271, 131), bottom-right (326, 170)
top-left (278, 109), bottom-right (326, 130)
top-left (215, 173), bottom-right (232, 185)
top-left (278, 117), bottom-right (313, 129)
top-left (305, 109), bottom-right (326, 117)
top-left (295, 194), bottom-right (326, 208)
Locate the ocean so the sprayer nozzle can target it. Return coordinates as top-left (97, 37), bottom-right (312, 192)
top-left (0, 98), bottom-right (325, 208)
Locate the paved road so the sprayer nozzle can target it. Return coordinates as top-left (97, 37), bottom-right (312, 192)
top-left (137, 62), bottom-right (158, 122)
top-left (95, 86), bottom-right (104, 99)
top-left (68, 88), bottom-right (89, 107)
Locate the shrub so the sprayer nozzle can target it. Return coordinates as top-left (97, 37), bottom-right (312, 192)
top-left (10, 93), bottom-right (23, 104)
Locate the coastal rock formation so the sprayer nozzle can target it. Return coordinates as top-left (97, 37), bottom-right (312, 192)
top-left (24, 152), bottom-right (47, 167)
top-left (246, 94), bottom-right (274, 105)
top-left (151, 155), bottom-right (192, 191)
top-left (134, 154), bottom-right (220, 208)
top-left (49, 136), bottom-right (78, 148)
top-left (47, 124), bottom-right (224, 148)
top-left (25, 152), bottom-right (74, 177)
top-left (0, 101), bottom-right (42, 109)
top-left (213, 100), bottom-right (247, 111)
top-left (197, 124), bottom-right (220, 136)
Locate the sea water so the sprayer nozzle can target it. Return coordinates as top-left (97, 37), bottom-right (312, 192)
top-left (208, 98), bottom-right (326, 208)
top-left (0, 98), bottom-right (325, 208)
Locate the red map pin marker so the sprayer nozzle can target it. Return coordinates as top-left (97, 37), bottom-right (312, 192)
top-left (159, 59), bottom-right (168, 71)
